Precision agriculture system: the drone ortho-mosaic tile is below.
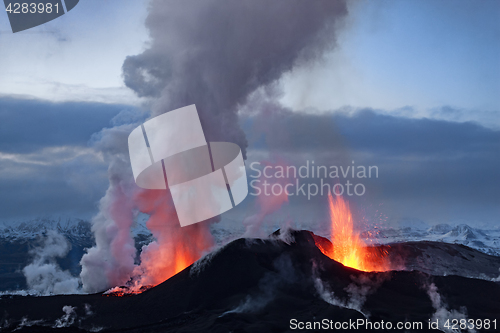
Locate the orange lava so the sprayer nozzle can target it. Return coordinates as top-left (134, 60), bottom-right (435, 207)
top-left (103, 285), bottom-right (153, 297)
top-left (130, 190), bottom-right (214, 288)
top-left (316, 193), bottom-right (391, 272)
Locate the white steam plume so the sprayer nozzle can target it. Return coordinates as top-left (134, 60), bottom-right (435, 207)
top-left (23, 230), bottom-right (81, 295)
top-left (425, 283), bottom-right (476, 333)
top-left (53, 305), bottom-right (77, 328)
top-left (80, 124), bottom-right (139, 293)
top-left (313, 268), bottom-right (388, 318)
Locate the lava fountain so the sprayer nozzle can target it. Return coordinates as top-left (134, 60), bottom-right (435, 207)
top-left (315, 193), bottom-right (391, 272)
top-left (104, 189), bottom-right (214, 296)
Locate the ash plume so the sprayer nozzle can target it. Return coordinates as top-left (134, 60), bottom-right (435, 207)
top-left (123, 0), bottom-right (348, 158)
top-left (80, 0), bottom-right (349, 293)
top-left (344, 274), bottom-right (387, 316)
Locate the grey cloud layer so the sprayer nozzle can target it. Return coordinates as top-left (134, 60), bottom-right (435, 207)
top-left (243, 107), bottom-right (499, 225)
top-left (247, 107), bottom-right (500, 155)
top-left (0, 98), bottom-right (131, 153)
top-left (0, 98), bottom-right (141, 221)
top-left (0, 97), bottom-right (497, 225)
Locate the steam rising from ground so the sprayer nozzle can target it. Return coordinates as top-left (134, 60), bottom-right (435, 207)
top-left (314, 271), bottom-right (388, 318)
top-left (53, 305), bottom-right (77, 328)
top-left (424, 283), bottom-right (475, 333)
top-left (4, 304), bottom-right (97, 331)
top-left (23, 230), bottom-right (81, 295)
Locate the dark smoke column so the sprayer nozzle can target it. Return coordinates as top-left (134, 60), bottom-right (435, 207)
top-left (80, 0), bottom-right (349, 294)
top-left (122, 0), bottom-right (348, 159)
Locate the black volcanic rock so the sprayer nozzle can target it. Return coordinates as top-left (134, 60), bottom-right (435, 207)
top-left (0, 230), bottom-right (499, 332)
top-left (383, 241), bottom-right (500, 279)
top-left (313, 232), bottom-right (500, 280)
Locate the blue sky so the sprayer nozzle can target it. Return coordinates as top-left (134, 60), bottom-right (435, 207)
top-left (0, 0), bottom-right (148, 104)
top-left (0, 0), bottom-right (498, 226)
top-left (281, 0), bottom-right (500, 127)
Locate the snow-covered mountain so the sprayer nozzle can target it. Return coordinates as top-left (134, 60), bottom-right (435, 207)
top-left (1, 218), bottom-right (498, 256)
top-left (0, 218), bottom-right (498, 293)
top-left (361, 223), bottom-right (500, 256)
top-left (0, 218), bottom-right (153, 292)
top-left (0, 217), bottom-right (154, 243)
top-left (0, 218), bottom-right (93, 245)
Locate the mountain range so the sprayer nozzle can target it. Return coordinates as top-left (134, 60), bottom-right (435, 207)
top-left (0, 229), bottom-right (499, 332)
top-left (0, 219), bottom-right (499, 294)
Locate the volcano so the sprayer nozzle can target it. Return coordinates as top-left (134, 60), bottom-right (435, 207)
top-left (0, 230), bottom-right (499, 332)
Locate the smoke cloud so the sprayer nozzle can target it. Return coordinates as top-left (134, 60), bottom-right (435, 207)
top-left (80, 0), bottom-right (349, 293)
top-left (123, 0), bottom-right (348, 158)
top-left (53, 306), bottom-right (77, 328)
top-left (130, 190), bottom-right (214, 288)
top-left (344, 274), bottom-right (387, 316)
top-left (80, 124), bottom-right (139, 293)
top-left (23, 230), bottom-right (81, 295)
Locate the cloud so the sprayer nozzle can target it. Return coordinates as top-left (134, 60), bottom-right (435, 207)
top-left (0, 97), bottom-right (131, 153)
top-left (429, 106), bottom-right (500, 129)
top-left (240, 104), bottom-right (500, 226)
top-left (0, 97), bottom-right (144, 221)
top-left (243, 103), bottom-right (499, 155)
top-left (0, 0), bottom-right (149, 104)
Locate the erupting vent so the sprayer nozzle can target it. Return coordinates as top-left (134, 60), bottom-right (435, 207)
top-left (315, 193), bottom-right (391, 272)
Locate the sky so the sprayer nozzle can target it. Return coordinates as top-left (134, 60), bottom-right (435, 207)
top-left (280, 0), bottom-right (500, 127)
top-left (0, 0), bottom-right (148, 104)
top-left (0, 0), bottom-right (498, 228)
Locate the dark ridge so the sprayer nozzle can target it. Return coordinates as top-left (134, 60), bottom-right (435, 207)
top-left (0, 230), bottom-right (499, 332)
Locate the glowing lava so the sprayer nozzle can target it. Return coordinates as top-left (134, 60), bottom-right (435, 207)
top-left (103, 189), bottom-right (215, 297)
top-left (315, 193), bottom-right (391, 272)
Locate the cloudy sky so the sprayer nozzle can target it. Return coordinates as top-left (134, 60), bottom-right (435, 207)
top-left (0, 0), bottom-right (498, 228)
